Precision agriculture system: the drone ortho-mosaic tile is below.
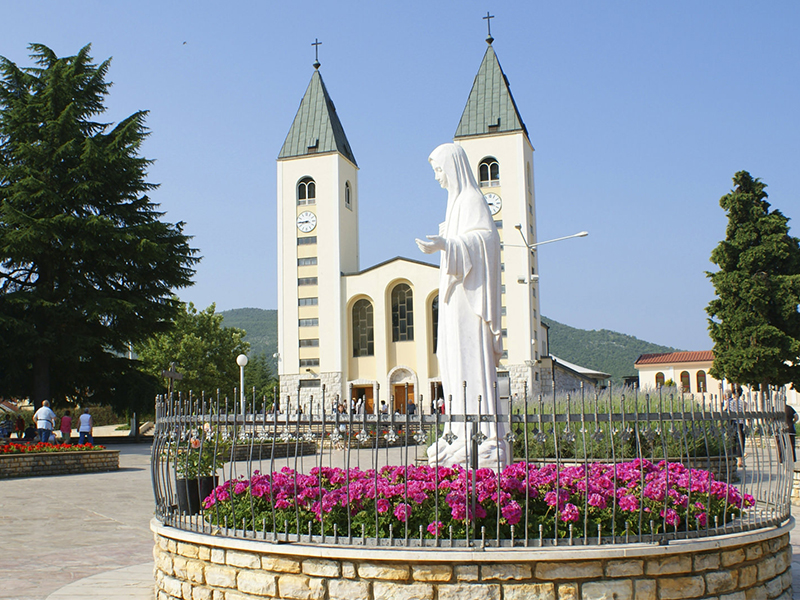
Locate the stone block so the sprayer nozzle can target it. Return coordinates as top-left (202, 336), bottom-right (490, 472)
top-left (227, 593), bottom-right (269, 600)
top-left (745, 585), bottom-right (767, 600)
top-left (156, 550), bottom-right (174, 576)
top-left (186, 560), bottom-right (205, 584)
top-left (302, 558), bottom-right (340, 578)
top-left (757, 556), bottom-right (777, 582)
top-left (373, 582), bottom-right (434, 600)
top-left (182, 581), bottom-right (192, 600)
top-left (558, 583), bottom-right (579, 600)
top-left (172, 556), bottom-right (188, 579)
top-left (693, 553), bottom-right (721, 572)
top-left (706, 570), bottom-right (738, 595)
top-left (261, 556), bottom-right (301, 573)
top-left (411, 564), bottom-right (453, 582)
top-left (658, 575), bottom-right (705, 600)
top-left (765, 575), bottom-right (785, 599)
top-left (455, 565), bottom-right (479, 582)
top-left (503, 583), bottom-right (555, 600)
top-left (780, 569), bottom-right (792, 591)
top-left (237, 570), bottom-right (276, 596)
top-left (277, 574), bottom-right (325, 600)
top-left (162, 574), bottom-right (184, 598)
top-left (204, 564), bottom-right (238, 589)
top-left (341, 562), bottom-right (357, 579)
top-left (210, 548), bottom-right (225, 565)
top-left (583, 580), bottom-right (632, 600)
top-left (774, 547), bottom-right (791, 573)
top-left (198, 546), bottom-right (211, 561)
top-left (226, 550), bottom-right (260, 569)
top-left (437, 583), bottom-right (501, 600)
top-left (635, 579), bottom-right (656, 600)
top-left (357, 562), bottom-right (410, 580)
top-left (535, 561), bottom-right (603, 580)
top-left (329, 579), bottom-right (371, 600)
top-left (721, 549), bottom-right (746, 567)
top-left (767, 535), bottom-right (787, 554)
top-left (719, 592), bottom-right (746, 600)
top-left (605, 560), bottom-right (644, 578)
top-left (739, 565), bottom-right (758, 588)
top-left (746, 544), bottom-right (764, 561)
top-left (646, 556), bottom-right (691, 576)
top-left (480, 563), bottom-right (532, 581)
top-left (192, 586), bottom-right (213, 600)
top-left (177, 542), bottom-right (200, 559)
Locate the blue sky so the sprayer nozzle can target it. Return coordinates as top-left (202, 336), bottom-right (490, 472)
top-left (3, 1), bottom-right (798, 352)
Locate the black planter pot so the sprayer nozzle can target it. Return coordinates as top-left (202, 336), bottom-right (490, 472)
top-left (176, 476), bottom-right (218, 515)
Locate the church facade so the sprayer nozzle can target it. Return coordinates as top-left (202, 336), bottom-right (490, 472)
top-left (276, 40), bottom-right (550, 414)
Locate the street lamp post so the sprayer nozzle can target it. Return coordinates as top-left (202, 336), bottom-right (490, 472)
top-left (236, 354), bottom-right (248, 414)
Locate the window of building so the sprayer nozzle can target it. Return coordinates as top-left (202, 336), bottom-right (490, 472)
top-left (501, 329), bottom-right (508, 337)
top-left (501, 350), bottom-right (508, 359)
top-left (431, 295), bottom-right (439, 353)
top-left (298, 297), bottom-right (318, 306)
top-left (478, 157), bottom-right (500, 187)
top-left (299, 339), bottom-right (319, 347)
top-left (680, 371), bottom-right (691, 393)
top-left (696, 370), bottom-right (707, 393)
top-left (298, 257), bottom-right (317, 266)
top-left (352, 299), bottom-right (374, 357)
top-left (299, 318), bottom-right (319, 327)
top-left (297, 177), bottom-right (316, 205)
top-left (501, 306), bottom-right (506, 316)
top-left (391, 283), bottom-right (414, 342)
top-left (297, 236), bottom-right (317, 245)
top-left (494, 220), bottom-right (503, 229)
top-left (298, 277), bottom-right (318, 286)
top-left (345, 181), bottom-right (352, 210)
top-left (299, 358), bottom-right (319, 367)
top-left (655, 372), bottom-right (665, 388)
top-left (501, 285), bottom-right (506, 294)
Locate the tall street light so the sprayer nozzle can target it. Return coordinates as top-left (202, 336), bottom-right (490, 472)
top-left (236, 354), bottom-right (248, 414)
top-left (512, 225), bottom-right (588, 253)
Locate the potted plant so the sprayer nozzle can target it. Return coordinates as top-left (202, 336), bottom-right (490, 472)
top-left (170, 425), bottom-right (228, 515)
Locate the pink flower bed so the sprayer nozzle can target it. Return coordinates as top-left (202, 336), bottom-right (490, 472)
top-left (0, 442), bottom-right (103, 454)
top-left (202, 459), bottom-right (753, 540)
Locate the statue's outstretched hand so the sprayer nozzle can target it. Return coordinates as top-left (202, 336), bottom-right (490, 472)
top-left (415, 235), bottom-right (446, 254)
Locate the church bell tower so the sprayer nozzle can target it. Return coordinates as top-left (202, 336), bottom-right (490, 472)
top-left (276, 57), bottom-right (359, 407)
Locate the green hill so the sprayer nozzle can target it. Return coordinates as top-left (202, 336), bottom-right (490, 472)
top-left (219, 308), bottom-right (679, 383)
top-left (220, 308), bottom-right (278, 371)
top-left (542, 316), bottom-right (681, 381)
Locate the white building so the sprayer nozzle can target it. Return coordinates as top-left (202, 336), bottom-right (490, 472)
top-left (276, 39), bottom-right (552, 414)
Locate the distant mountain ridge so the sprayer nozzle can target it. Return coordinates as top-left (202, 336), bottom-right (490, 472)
top-left (220, 308), bottom-right (680, 382)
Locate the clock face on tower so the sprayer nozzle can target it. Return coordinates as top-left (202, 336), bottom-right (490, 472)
top-left (296, 211), bottom-right (317, 233)
top-left (484, 193), bottom-right (502, 215)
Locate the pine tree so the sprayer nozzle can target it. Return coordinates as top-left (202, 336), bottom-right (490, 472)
top-left (706, 171), bottom-right (800, 390)
top-left (0, 44), bottom-right (198, 408)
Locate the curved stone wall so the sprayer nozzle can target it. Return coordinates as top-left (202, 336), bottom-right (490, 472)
top-left (0, 449), bottom-right (119, 479)
top-left (152, 517), bottom-right (793, 600)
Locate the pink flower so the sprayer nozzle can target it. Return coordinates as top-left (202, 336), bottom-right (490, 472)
top-left (394, 503), bottom-right (411, 522)
top-left (427, 521), bottom-right (444, 536)
top-left (560, 503), bottom-right (580, 522)
top-left (501, 501), bottom-right (522, 525)
top-left (376, 499), bottom-right (391, 513)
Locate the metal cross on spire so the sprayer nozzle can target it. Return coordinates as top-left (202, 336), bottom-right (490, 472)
top-left (483, 12), bottom-right (495, 45)
top-left (312, 38), bottom-right (322, 69)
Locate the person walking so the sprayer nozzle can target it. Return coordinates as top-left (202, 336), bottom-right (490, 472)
top-left (78, 408), bottom-right (94, 445)
top-left (33, 400), bottom-right (56, 444)
top-left (59, 410), bottom-right (73, 444)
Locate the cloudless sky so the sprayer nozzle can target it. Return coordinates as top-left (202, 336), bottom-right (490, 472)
top-left (3, 1), bottom-right (798, 352)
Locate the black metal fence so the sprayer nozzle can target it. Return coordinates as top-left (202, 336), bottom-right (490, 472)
top-left (151, 384), bottom-right (793, 548)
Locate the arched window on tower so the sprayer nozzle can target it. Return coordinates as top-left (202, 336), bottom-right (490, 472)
top-left (391, 283), bottom-right (414, 342)
top-left (655, 372), bottom-right (665, 388)
top-left (297, 177), bottom-right (316, 205)
top-left (478, 157), bottom-right (500, 187)
top-left (352, 299), bottom-right (374, 357)
top-left (696, 370), bottom-right (707, 393)
top-left (680, 371), bottom-right (691, 393)
top-left (431, 295), bottom-right (439, 353)
top-left (345, 181), bottom-right (352, 210)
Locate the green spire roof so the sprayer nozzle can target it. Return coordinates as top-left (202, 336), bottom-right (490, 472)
top-left (455, 45), bottom-right (527, 139)
top-left (279, 70), bottom-right (357, 165)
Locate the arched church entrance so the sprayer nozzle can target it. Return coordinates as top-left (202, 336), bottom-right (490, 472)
top-left (350, 381), bottom-right (375, 414)
top-left (388, 367), bottom-right (417, 414)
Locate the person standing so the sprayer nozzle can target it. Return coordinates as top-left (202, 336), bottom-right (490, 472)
top-left (60, 410), bottom-right (73, 445)
top-left (785, 403), bottom-right (798, 463)
top-left (78, 408), bottom-right (93, 445)
top-left (33, 400), bottom-right (56, 444)
top-left (725, 388), bottom-right (746, 468)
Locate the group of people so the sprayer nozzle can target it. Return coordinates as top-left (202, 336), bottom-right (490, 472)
top-left (19, 400), bottom-right (95, 445)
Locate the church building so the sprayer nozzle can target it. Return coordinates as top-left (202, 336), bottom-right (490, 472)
top-left (276, 36), bottom-right (551, 414)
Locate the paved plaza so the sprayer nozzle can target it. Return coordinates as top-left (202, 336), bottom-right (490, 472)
top-left (1, 443), bottom-right (800, 599)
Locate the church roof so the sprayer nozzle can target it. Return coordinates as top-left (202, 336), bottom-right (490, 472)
top-left (278, 69), bottom-right (357, 165)
top-left (455, 44), bottom-right (528, 139)
top-left (635, 351), bottom-right (714, 366)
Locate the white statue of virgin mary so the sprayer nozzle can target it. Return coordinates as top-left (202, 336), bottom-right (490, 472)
top-left (416, 143), bottom-right (509, 469)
